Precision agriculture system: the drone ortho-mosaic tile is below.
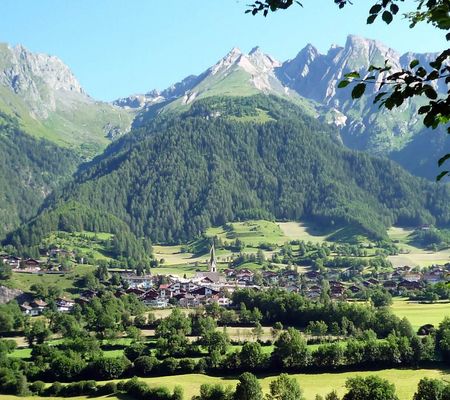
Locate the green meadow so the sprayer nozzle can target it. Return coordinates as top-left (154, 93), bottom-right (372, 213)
top-left (1, 368), bottom-right (449, 400)
top-left (391, 298), bottom-right (450, 330)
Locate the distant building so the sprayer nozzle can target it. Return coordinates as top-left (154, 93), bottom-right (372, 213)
top-left (195, 244), bottom-right (226, 284)
top-left (120, 273), bottom-right (153, 289)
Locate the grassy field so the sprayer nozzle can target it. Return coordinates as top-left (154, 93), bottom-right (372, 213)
top-left (154, 223), bottom-right (450, 269)
top-left (5, 264), bottom-right (95, 295)
top-left (116, 368), bottom-right (450, 399)
top-left (42, 231), bottom-right (115, 261)
top-left (2, 368), bottom-right (446, 400)
top-left (278, 221), bottom-right (330, 243)
top-left (210, 220), bottom-right (287, 247)
top-left (154, 220), bottom-right (289, 268)
top-left (391, 298), bottom-right (450, 330)
top-left (387, 227), bottom-right (450, 267)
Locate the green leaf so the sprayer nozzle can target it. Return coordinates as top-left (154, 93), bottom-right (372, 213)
top-left (344, 72), bottom-right (360, 79)
top-left (418, 105), bottom-right (431, 114)
top-left (424, 113), bottom-right (435, 127)
top-left (409, 59), bottom-right (419, 69)
top-left (438, 154), bottom-right (450, 167)
top-left (382, 11), bottom-right (393, 24)
top-left (424, 86), bottom-right (438, 100)
top-left (351, 83), bottom-right (366, 99)
top-left (390, 4), bottom-right (399, 15)
top-left (417, 67), bottom-right (427, 78)
top-left (369, 4), bottom-right (382, 14)
top-left (338, 80), bottom-right (350, 88)
top-left (367, 14), bottom-right (377, 24)
top-left (436, 171), bottom-right (449, 181)
top-left (373, 92), bottom-right (387, 103)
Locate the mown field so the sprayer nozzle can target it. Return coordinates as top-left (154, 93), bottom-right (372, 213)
top-left (153, 221), bottom-right (450, 270)
top-left (391, 297), bottom-right (450, 330)
top-left (0, 368), bottom-right (449, 400)
top-left (387, 226), bottom-right (450, 267)
top-left (123, 369), bottom-right (450, 400)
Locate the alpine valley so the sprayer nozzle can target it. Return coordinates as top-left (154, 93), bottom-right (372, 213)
top-left (4, 18), bottom-right (450, 400)
top-left (1, 35), bottom-right (450, 250)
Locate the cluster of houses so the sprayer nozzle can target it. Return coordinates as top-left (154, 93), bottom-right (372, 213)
top-left (0, 249), bottom-right (74, 274)
top-left (20, 297), bottom-right (75, 316)
top-left (116, 250), bottom-right (450, 305)
top-left (119, 246), bottom-right (237, 308)
top-left (11, 245), bottom-right (450, 316)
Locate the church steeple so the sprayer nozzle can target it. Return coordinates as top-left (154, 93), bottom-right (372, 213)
top-left (209, 244), bottom-right (217, 273)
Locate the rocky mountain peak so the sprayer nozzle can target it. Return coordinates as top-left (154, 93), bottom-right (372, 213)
top-left (342, 35), bottom-right (400, 69)
top-left (0, 43), bottom-right (88, 118)
top-left (210, 47), bottom-right (243, 74)
top-left (3, 43), bottom-right (85, 94)
top-left (249, 46), bottom-right (261, 55)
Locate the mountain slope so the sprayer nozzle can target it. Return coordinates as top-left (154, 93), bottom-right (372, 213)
top-left (277, 35), bottom-right (446, 178)
top-left (118, 47), bottom-right (317, 127)
top-left (0, 111), bottom-right (79, 237)
top-left (0, 43), bottom-right (133, 157)
top-left (119, 36), bottom-right (445, 180)
top-left (10, 95), bottom-right (450, 247)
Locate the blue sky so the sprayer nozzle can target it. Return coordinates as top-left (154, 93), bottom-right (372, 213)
top-left (0, 0), bottom-right (445, 101)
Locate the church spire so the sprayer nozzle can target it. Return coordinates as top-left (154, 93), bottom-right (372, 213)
top-left (209, 244), bottom-right (217, 273)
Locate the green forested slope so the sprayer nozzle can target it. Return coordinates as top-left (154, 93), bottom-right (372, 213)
top-left (9, 95), bottom-right (450, 246)
top-left (0, 112), bottom-right (80, 237)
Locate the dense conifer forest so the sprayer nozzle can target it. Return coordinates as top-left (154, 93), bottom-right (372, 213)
top-left (0, 112), bottom-right (79, 238)
top-left (8, 95), bottom-right (450, 248)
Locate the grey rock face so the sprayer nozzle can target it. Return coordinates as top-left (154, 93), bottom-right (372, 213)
top-left (0, 43), bottom-right (88, 118)
top-left (0, 285), bottom-right (23, 305)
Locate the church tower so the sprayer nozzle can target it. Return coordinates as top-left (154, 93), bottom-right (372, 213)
top-left (209, 244), bottom-right (217, 273)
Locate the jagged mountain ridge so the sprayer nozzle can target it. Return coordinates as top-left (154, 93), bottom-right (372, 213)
top-left (277, 35), bottom-right (445, 161)
top-left (115, 46), bottom-right (309, 120)
top-left (116, 35), bottom-right (445, 179)
top-left (0, 43), bottom-right (133, 156)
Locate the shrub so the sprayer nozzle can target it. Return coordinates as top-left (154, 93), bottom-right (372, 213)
top-left (45, 381), bottom-right (63, 396)
top-left (158, 357), bottom-right (179, 374)
top-left (97, 382), bottom-right (118, 396)
top-left (134, 355), bottom-right (159, 376)
top-left (29, 380), bottom-right (46, 395)
top-left (91, 356), bottom-right (130, 380)
top-left (61, 380), bottom-right (97, 397)
top-left (179, 358), bottom-right (197, 373)
top-left (125, 342), bottom-right (146, 361)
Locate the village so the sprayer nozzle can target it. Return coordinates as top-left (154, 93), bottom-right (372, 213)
top-left (2, 244), bottom-right (450, 317)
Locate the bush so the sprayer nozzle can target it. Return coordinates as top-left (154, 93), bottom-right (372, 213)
top-left (134, 355), bottom-right (159, 376)
top-left (158, 357), bottom-right (179, 374)
top-left (29, 380), bottom-right (46, 395)
top-left (91, 356), bottom-right (130, 380)
top-left (97, 382), bottom-right (118, 396)
top-left (179, 358), bottom-right (197, 373)
top-left (125, 342), bottom-right (146, 361)
top-left (61, 380), bottom-right (97, 396)
top-left (124, 377), bottom-right (150, 400)
top-left (45, 381), bottom-right (63, 396)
